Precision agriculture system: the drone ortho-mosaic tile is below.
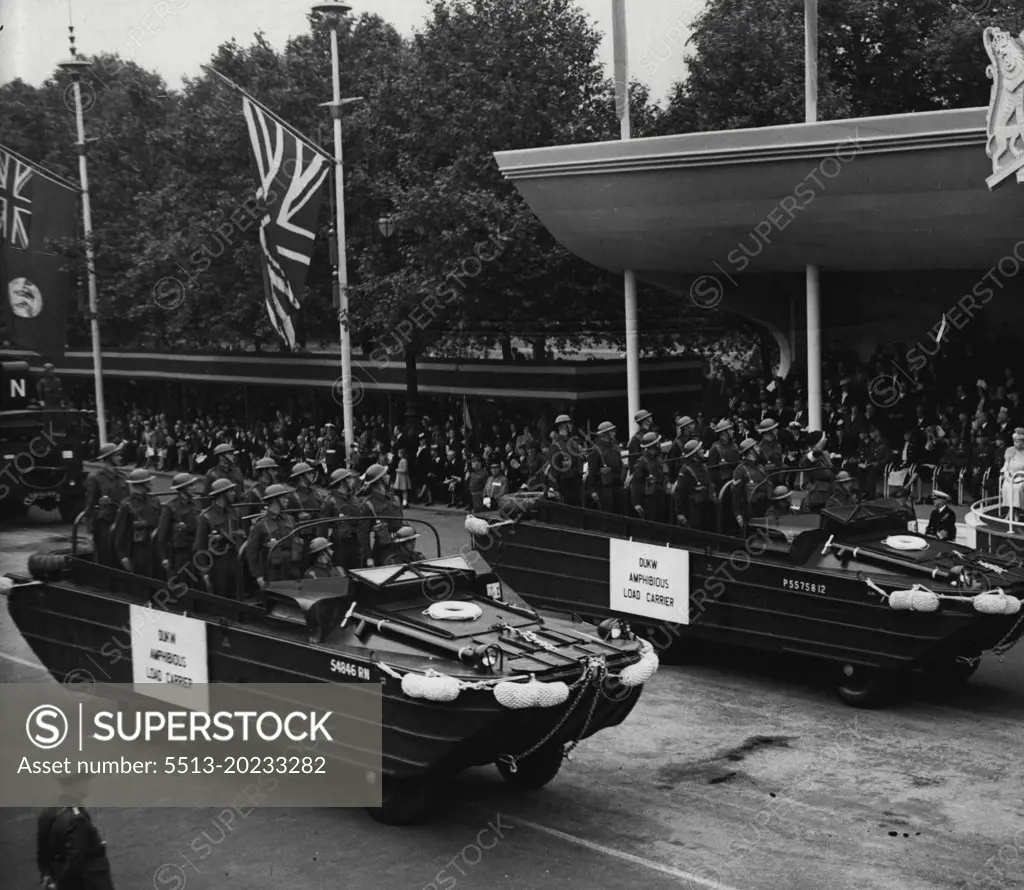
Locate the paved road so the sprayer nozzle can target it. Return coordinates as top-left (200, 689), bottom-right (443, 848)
top-left (1, 501), bottom-right (1023, 890)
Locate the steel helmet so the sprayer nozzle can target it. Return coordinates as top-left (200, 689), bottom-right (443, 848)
top-left (739, 437), bottom-right (757, 454)
top-left (208, 477), bottom-right (236, 497)
top-left (394, 526), bottom-right (419, 543)
top-left (554, 414), bottom-right (572, 426)
top-left (641, 432), bottom-right (661, 448)
top-left (596, 421), bottom-right (616, 435)
top-left (213, 443), bottom-right (235, 456)
top-left (262, 482), bottom-right (292, 501)
top-left (290, 461), bottom-right (315, 479)
top-left (96, 442), bottom-right (122, 460)
top-left (253, 457), bottom-right (278, 472)
top-left (171, 473), bottom-right (198, 490)
top-left (308, 536), bottom-right (332, 555)
top-left (681, 439), bottom-right (702, 459)
top-left (769, 485), bottom-right (791, 500)
top-left (361, 464), bottom-right (388, 486)
top-left (330, 467), bottom-right (357, 485)
top-left (126, 468), bottom-right (155, 485)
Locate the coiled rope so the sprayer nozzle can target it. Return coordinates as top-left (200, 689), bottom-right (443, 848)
top-left (864, 578), bottom-right (1023, 614)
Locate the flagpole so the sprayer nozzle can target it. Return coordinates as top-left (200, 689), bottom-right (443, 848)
top-left (612, 0), bottom-right (641, 441)
top-left (59, 34), bottom-right (107, 445)
top-left (804, 0), bottom-right (822, 432)
top-left (312, 2), bottom-right (356, 460)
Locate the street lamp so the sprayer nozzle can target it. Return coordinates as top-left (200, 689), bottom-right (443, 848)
top-left (377, 214), bottom-right (396, 239)
top-left (58, 46), bottom-right (108, 445)
top-left (311, 0), bottom-right (358, 458)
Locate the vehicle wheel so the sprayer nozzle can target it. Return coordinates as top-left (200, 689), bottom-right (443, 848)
top-left (923, 655), bottom-right (981, 686)
top-left (58, 497), bottom-right (85, 524)
top-left (365, 776), bottom-right (437, 826)
top-left (835, 665), bottom-right (893, 709)
top-left (496, 744), bottom-right (564, 790)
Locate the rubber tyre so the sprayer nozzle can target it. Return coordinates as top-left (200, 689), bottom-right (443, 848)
top-left (27, 553), bottom-right (68, 580)
top-left (496, 743), bottom-right (564, 791)
top-left (923, 656), bottom-right (981, 687)
top-left (836, 667), bottom-right (893, 709)
top-left (365, 776), bottom-right (437, 826)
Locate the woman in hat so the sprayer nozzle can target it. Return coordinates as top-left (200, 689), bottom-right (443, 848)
top-left (999, 427), bottom-right (1024, 519)
top-left (111, 469), bottom-right (162, 579)
top-left (586, 421), bottom-right (625, 513)
top-left (629, 432), bottom-right (667, 522)
top-left (83, 442), bottom-right (128, 567)
top-left (155, 473), bottom-right (202, 582)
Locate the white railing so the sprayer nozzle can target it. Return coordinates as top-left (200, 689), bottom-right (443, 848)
top-left (969, 470), bottom-right (1024, 537)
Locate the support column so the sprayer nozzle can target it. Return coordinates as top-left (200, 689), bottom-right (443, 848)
top-left (806, 265), bottom-right (822, 430)
top-left (624, 269), bottom-right (640, 437)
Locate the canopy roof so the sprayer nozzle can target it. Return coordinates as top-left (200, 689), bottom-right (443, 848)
top-left (495, 108), bottom-right (1018, 274)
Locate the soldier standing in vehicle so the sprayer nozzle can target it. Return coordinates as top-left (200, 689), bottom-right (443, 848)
top-left (482, 460), bottom-right (509, 510)
top-left (630, 432), bottom-right (667, 522)
top-left (799, 430), bottom-right (834, 513)
top-left (244, 457), bottom-right (279, 510)
top-left (384, 526), bottom-right (426, 565)
top-left (195, 477), bottom-right (244, 596)
top-left (586, 421), bottom-right (625, 513)
top-left (706, 419), bottom-right (739, 491)
top-left (357, 464), bottom-right (404, 566)
top-left (320, 467), bottom-right (362, 571)
top-left (156, 473), bottom-right (201, 582)
top-left (732, 438), bottom-right (770, 530)
top-left (756, 418), bottom-right (783, 476)
top-left (546, 414), bottom-right (583, 506)
top-left (826, 470), bottom-right (857, 509)
top-left (666, 415), bottom-right (696, 483)
top-left (204, 443), bottom-right (244, 497)
top-left (288, 461), bottom-right (326, 568)
top-left (672, 439), bottom-right (714, 530)
top-left (246, 482), bottom-right (298, 590)
top-left (112, 469), bottom-right (161, 577)
top-left (626, 409), bottom-right (655, 473)
top-left (763, 485), bottom-right (794, 523)
top-left (305, 537), bottom-right (342, 579)
top-left (83, 443), bottom-right (128, 567)
top-left (37, 776), bottom-right (115, 890)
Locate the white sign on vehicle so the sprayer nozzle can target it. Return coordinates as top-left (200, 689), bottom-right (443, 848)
top-left (608, 538), bottom-right (690, 625)
top-left (130, 605), bottom-right (209, 711)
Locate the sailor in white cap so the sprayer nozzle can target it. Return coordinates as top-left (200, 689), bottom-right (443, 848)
top-left (925, 489), bottom-right (956, 541)
top-left (626, 409), bottom-right (655, 474)
top-left (798, 429), bottom-right (833, 513)
top-left (629, 431), bottom-right (667, 522)
top-left (112, 469), bottom-right (161, 578)
top-left (546, 413), bottom-right (584, 506)
top-left (204, 442), bottom-right (244, 497)
top-left (83, 442), bottom-right (127, 567)
top-left (586, 420), bottom-right (626, 513)
top-left (706, 418), bottom-right (739, 490)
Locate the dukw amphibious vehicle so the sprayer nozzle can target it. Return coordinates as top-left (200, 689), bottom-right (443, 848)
top-left (0, 514), bottom-right (657, 824)
top-left (468, 497), bottom-right (1024, 707)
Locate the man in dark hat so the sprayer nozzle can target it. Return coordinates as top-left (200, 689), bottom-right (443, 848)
top-left (672, 438), bottom-right (714, 530)
top-left (627, 409), bottom-right (655, 474)
top-left (706, 419), bottom-right (739, 490)
top-left (925, 489), bottom-right (957, 541)
top-left (629, 431), bottom-right (667, 522)
top-left (586, 420), bottom-right (625, 513)
top-left (83, 443), bottom-right (128, 567)
top-left (38, 775), bottom-right (115, 889)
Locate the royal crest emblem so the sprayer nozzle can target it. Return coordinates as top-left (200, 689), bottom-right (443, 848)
top-left (984, 27), bottom-right (1024, 188)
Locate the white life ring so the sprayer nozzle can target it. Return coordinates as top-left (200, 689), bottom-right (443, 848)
top-left (424, 601), bottom-right (483, 621)
top-left (882, 535), bottom-right (929, 551)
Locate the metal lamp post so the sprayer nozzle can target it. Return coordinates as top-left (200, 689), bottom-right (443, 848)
top-left (312, 1), bottom-right (358, 458)
top-left (58, 48), bottom-right (108, 445)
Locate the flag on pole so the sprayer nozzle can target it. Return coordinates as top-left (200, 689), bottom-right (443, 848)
top-left (0, 145), bottom-right (77, 360)
top-left (203, 67), bottom-right (331, 349)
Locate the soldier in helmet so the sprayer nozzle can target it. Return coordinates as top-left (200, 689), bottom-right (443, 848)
top-left (666, 415), bottom-right (696, 483)
top-left (384, 527), bottom-right (425, 565)
top-left (545, 414), bottom-right (583, 506)
top-left (83, 443), bottom-right (128, 567)
top-left (112, 469), bottom-right (161, 578)
top-left (245, 482), bottom-right (298, 590)
top-left (826, 470), bottom-right (857, 509)
top-left (706, 419), bottom-right (740, 490)
top-left (204, 443), bottom-right (244, 497)
top-left (586, 420), bottom-right (625, 513)
top-left (672, 438), bottom-right (714, 530)
top-left (288, 461), bottom-right (326, 566)
top-left (36, 361), bottom-right (66, 409)
top-left (319, 467), bottom-right (363, 570)
top-left (305, 537), bottom-right (342, 579)
top-left (764, 485), bottom-right (793, 522)
top-left (244, 457), bottom-right (279, 510)
top-left (357, 464), bottom-right (404, 566)
top-left (627, 409), bottom-right (655, 474)
top-left (37, 774), bottom-right (115, 890)
top-left (629, 431), bottom-right (667, 522)
top-left (195, 477), bottom-right (244, 596)
top-left (756, 418), bottom-right (783, 476)
top-left (155, 474), bottom-right (201, 582)
top-left (732, 438), bottom-right (770, 531)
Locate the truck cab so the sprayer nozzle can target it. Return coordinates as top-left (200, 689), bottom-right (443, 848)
top-left (0, 361), bottom-right (92, 521)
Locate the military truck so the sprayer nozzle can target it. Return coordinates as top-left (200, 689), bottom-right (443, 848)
top-left (0, 360), bottom-right (92, 521)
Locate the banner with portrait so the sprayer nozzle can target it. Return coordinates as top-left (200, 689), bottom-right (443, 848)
top-left (0, 146), bottom-right (77, 361)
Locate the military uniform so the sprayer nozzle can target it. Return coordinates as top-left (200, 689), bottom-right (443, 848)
top-left (673, 460), bottom-right (715, 530)
top-left (482, 473), bottom-right (509, 510)
top-left (205, 463), bottom-right (245, 498)
top-left (546, 434), bottom-right (583, 506)
top-left (155, 497), bottom-right (200, 580)
top-left (384, 546), bottom-right (425, 565)
top-left (629, 452), bottom-right (667, 523)
top-left (732, 462), bottom-right (770, 526)
top-left (320, 434), bottom-right (344, 477)
top-left (305, 562), bottom-right (342, 579)
top-left (799, 451), bottom-right (834, 513)
top-left (925, 504), bottom-right (956, 540)
top-left (83, 466), bottom-right (128, 567)
top-left (289, 485), bottom-right (326, 566)
top-left (759, 437), bottom-right (784, 473)
top-left (37, 806), bottom-right (114, 890)
top-left (112, 491), bottom-right (161, 578)
top-left (319, 490), bottom-right (362, 570)
top-left (357, 490), bottom-right (404, 565)
top-left (586, 439), bottom-right (625, 513)
top-left (195, 502), bottom-right (244, 596)
top-left (825, 489), bottom-right (856, 510)
top-left (763, 501), bottom-right (790, 523)
top-left (706, 440), bottom-right (740, 490)
top-left (245, 511), bottom-right (299, 584)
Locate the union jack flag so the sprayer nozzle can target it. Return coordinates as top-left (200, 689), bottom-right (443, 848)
top-left (0, 151), bottom-right (33, 250)
top-left (242, 95), bottom-right (330, 348)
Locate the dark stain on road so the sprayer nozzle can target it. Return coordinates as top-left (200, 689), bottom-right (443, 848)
top-left (653, 735), bottom-right (795, 787)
